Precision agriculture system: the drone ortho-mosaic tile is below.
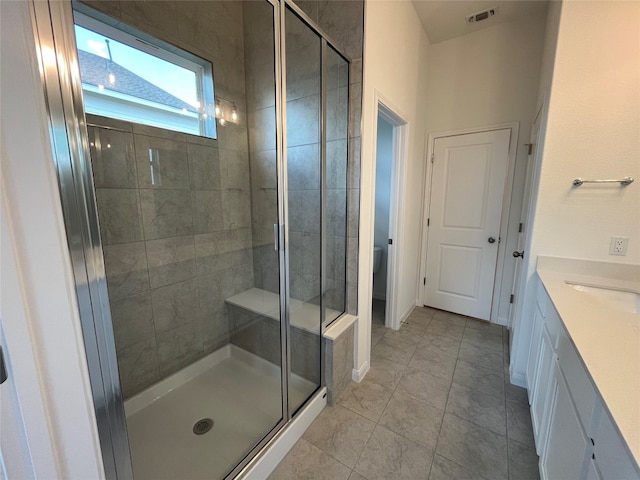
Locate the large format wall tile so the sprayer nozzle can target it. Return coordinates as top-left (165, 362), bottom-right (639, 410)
top-left (117, 337), bottom-right (160, 398)
top-left (145, 236), bottom-right (196, 288)
top-left (134, 134), bottom-right (189, 189)
top-left (192, 190), bottom-right (224, 234)
top-left (88, 127), bottom-right (137, 188)
top-left (220, 149), bottom-right (250, 191)
top-left (248, 107), bottom-right (277, 152)
top-left (249, 149), bottom-right (277, 190)
top-left (120, 0), bottom-right (179, 44)
top-left (187, 142), bottom-right (221, 191)
top-left (139, 189), bottom-right (193, 239)
top-left (286, 96), bottom-right (320, 148)
top-left (318, 1), bottom-right (364, 60)
top-left (151, 278), bottom-right (200, 332)
top-left (287, 144), bottom-right (320, 190)
top-left (96, 189), bottom-right (144, 245)
top-left (326, 139), bottom-right (348, 189)
top-left (222, 189), bottom-right (252, 230)
top-left (285, 42), bottom-right (321, 102)
top-left (218, 123), bottom-right (249, 153)
top-left (156, 321), bottom-right (205, 376)
top-left (110, 292), bottom-right (154, 352)
top-left (103, 242), bottom-right (149, 299)
top-left (288, 190), bottom-right (321, 234)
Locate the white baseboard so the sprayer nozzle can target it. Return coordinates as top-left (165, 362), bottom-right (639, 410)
top-left (239, 387), bottom-right (327, 479)
top-left (399, 304), bottom-right (413, 324)
top-left (509, 367), bottom-right (528, 389)
top-left (352, 360), bottom-right (370, 383)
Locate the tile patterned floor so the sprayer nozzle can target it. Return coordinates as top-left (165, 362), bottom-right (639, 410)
top-left (269, 307), bottom-right (539, 480)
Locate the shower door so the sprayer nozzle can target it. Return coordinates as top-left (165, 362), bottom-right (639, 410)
top-left (33, 0), bottom-right (290, 478)
top-left (284, 3), bottom-right (350, 416)
top-left (31, 0), bottom-right (350, 477)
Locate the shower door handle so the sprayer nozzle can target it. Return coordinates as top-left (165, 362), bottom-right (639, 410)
top-left (274, 224), bottom-right (279, 251)
top-left (274, 224), bottom-right (284, 252)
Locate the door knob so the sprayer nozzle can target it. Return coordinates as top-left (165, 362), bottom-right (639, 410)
top-left (488, 237), bottom-right (496, 244)
top-left (513, 250), bottom-right (525, 258)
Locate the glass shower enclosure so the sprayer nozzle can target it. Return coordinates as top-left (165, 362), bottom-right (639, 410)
top-left (30, 0), bottom-right (350, 478)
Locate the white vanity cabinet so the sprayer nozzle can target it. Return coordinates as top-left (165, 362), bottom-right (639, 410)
top-left (529, 278), bottom-right (640, 480)
top-left (541, 363), bottom-right (591, 480)
top-left (590, 399), bottom-right (640, 480)
top-left (527, 280), bottom-right (560, 455)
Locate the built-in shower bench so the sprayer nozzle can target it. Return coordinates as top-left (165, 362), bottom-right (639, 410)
top-left (225, 287), bottom-right (340, 333)
top-left (225, 288), bottom-right (356, 404)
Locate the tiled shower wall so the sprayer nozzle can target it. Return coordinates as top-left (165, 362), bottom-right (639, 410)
top-left (83, 0), bottom-right (254, 397)
top-left (90, 117), bottom-right (254, 398)
top-left (247, 1), bottom-right (364, 315)
top-left (295, 1), bottom-right (364, 315)
top-left (243, 1), bottom-right (281, 295)
top-left (83, 0), bottom-right (364, 398)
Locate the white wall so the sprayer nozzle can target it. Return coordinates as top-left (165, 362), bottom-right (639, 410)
top-left (423, 14), bottom-right (547, 325)
top-left (356, 0), bottom-right (430, 376)
top-left (531, 0), bottom-right (640, 263)
top-left (511, 0), bottom-right (640, 385)
top-left (373, 116), bottom-right (393, 300)
top-left (0, 1), bottom-right (105, 477)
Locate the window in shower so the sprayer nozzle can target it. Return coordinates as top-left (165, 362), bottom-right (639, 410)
top-left (73, 11), bottom-right (216, 138)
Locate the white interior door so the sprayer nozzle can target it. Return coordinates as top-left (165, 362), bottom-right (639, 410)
top-left (509, 128), bottom-right (538, 327)
top-left (424, 129), bottom-right (511, 320)
top-left (509, 117), bottom-right (540, 329)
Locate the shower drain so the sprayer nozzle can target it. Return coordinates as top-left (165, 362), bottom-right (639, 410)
top-left (193, 418), bottom-right (214, 435)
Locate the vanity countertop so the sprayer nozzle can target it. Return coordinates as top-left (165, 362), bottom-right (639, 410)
top-left (536, 256), bottom-right (640, 465)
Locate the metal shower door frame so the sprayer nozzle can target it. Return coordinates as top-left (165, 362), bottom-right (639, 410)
top-left (30, 1), bottom-right (133, 477)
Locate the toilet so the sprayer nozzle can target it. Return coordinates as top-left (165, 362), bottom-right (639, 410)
top-left (372, 246), bottom-right (383, 274)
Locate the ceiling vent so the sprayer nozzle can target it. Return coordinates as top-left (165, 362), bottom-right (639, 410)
top-left (466, 7), bottom-right (498, 24)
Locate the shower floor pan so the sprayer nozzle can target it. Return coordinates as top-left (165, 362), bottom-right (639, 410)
top-left (124, 344), bottom-right (315, 480)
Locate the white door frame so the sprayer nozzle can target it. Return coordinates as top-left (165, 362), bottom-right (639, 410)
top-left (376, 103), bottom-right (408, 331)
top-left (419, 122), bottom-right (520, 324)
top-left (354, 90), bottom-right (409, 382)
top-left (509, 105), bottom-right (543, 330)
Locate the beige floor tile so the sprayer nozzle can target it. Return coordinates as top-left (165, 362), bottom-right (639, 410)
top-left (355, 425), bottom-right (433, 480)
top-left (304, 404), bottom-right (375, 468)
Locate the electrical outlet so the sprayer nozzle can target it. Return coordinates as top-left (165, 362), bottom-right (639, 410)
top-left (609, 236), bottom-right (629, 256)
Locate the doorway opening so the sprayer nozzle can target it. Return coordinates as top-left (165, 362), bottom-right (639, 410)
top-left (370, 103), bottom-right (408, 345)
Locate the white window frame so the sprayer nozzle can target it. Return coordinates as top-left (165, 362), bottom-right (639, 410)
top-left (73, 9), bottom-right (217, 139)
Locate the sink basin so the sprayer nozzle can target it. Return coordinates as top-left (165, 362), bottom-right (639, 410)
top-left (566, 282), bottom-right (640, 314)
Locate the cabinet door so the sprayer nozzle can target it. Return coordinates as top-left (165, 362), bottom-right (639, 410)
top-left (527, 308), bottom-right (544, 403)
top-left (585, 459), bottom-right (603, 480)
top-left (542, 364), bottom-right (590, 480)
top-left (591, 401), bottom-right (640, 480)
top-left (531, 326), bottom-right (554, 454)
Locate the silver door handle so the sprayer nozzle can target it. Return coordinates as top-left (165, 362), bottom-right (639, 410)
top-left (274, 224), bottom-right (279, 251)
top-left (0, 346), bottom-right (7, 385)
top-left (488, 237), bottom-right (496, 244)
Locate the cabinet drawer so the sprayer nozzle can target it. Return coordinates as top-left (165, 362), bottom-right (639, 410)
top-left (557, 330), bottom-right (596, 432)
top-left (591, 400), bottom-right (640, 479)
